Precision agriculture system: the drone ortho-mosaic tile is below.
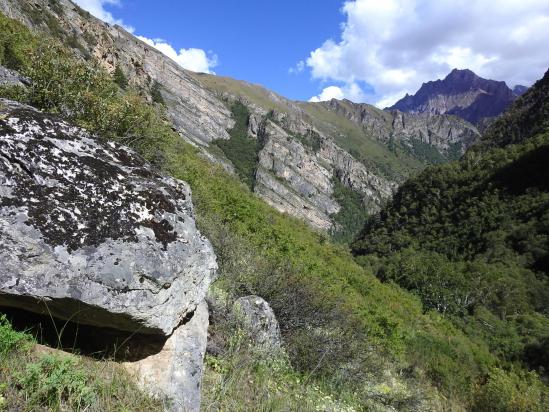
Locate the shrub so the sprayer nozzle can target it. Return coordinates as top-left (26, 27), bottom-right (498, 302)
top-left (330, 177), bottom-right (369, 244)
top-left (0, 315), bottom-right (32, 357)
top-left (113, 65), bottom-right (128, 89)
top-left (474, 368), bottom-right (548, 412)
top-left (151, 80), bottom-right (165, 105)
top-left (213, 102), bottom-right (260, 189)
top-left (17, 354), bottom-right (96, 410)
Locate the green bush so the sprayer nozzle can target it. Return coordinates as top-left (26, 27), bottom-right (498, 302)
top-left (330, 177), bottom-right (369, 244)
top-left (113, 65), bottom-right (128, 89)
top-left (213, 102), bottom-right (261, 189)
top-left (151, 80), bottom-right (165, 105)
top-left (0, 14), bottom-right (36, 70)
top-left (0, 315), bottom-right (32, 357)
top-left (474, 368), bottom-right (548, 412)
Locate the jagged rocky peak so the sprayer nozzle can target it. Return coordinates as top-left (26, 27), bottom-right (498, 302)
top-left (0, 99), bottom-right (217, 410)
top-left (389, 68), bottom-right (526, 125)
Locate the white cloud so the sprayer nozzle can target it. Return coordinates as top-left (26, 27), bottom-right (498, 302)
top-left (138, 36), bottom-right (218, 74)
top-left (289, 60), bottom-right (305, 74)
top-left (309, 82), bottom-right (365, 102)
top-left (306, 0), bottom-right (549, 107)
top-left (309, 86), bottom-right (344, 102)
top-left (73, 0), bottom-right (133, 31)
top-left (73, 1), bottom-right (218, 74)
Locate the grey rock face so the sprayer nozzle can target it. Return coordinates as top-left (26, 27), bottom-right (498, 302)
top-left (0, 100), bottom-right (217, 335)
top-left (321, 98), bottom-right (479, 156)
top-left (0, 65), bottom-right (30, 87)
top-left (255, 118), bottom-right (394, 230)
top-left (124, 301), bottom-right (209, 412)
top-left (0, 0), bottom-right (234, 146)
top-left (233, 296), bottom-right (282, 350)
top-left (255, 121), bottom-right (339, 230)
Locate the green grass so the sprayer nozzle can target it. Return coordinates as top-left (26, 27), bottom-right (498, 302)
top-left (0, 315), bottom-right (161, 411)
top-left (195, 73), bottom-right (294, 114)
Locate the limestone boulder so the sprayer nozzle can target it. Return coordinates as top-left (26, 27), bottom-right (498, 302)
top-left (233, 295), bottom-right (282, 350)
top-left (0, 99), bottom-right (217, 336)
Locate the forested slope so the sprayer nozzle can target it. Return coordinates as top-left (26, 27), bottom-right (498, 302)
top-left (354, 69), bottom-right (549, 409)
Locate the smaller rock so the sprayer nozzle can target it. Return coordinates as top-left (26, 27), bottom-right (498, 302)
top-left (232, 295), bottom-right (281, 350)
top-left (247, 113), bottom-right (260, 137)
top-left (0, 65), bottom-right (30, 87)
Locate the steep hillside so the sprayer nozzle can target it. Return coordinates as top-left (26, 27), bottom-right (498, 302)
top-left (478, 68), bottom-right (549, 149)
top-left (318, 98), bottom-right (478, 162)
top-left (0, 0), bottom-right (482, 240)
top-left (354, 67), bottom-right (549, 408)
top-left (197, 73), bottom-right (479, 239)
top-left (390, 68), bottom-right (526, 126)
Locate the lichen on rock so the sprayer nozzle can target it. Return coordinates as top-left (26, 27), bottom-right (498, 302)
top-left (0, 99), bottom-right (217, 337)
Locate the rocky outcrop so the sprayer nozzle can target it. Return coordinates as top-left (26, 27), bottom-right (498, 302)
top-left (0, 65), bottom-right (30, 87)
top-left (389, 68), bottom-right (526, 125)
top-left (255, 121), bottom-right (339, 230)
top-left (124, 301), bottom-right (210, 412)
top-left (232, 296), bottom-right (281, 350)
top-left (0, 100), bottom-right (216, 410)
top-left (255, 118), bottom-right (394, 230)
top-left (321, 98), bottom-right (479, 156)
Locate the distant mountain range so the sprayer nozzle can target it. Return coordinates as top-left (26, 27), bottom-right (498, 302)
top-left (389, 68), bottom-right (528, 126)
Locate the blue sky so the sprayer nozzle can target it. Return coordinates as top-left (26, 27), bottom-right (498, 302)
top-left (76, 0), bottom-right (549, 107)
top-left (80, 0), bottom-right (347, 102)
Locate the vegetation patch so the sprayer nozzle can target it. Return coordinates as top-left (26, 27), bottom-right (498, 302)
top-left (113, 65), bottom-right (128, 89)
top-left (329, 176), bottom-right (369, 244)
top-left (403, 137), bottom-right (447, 164)
top-left (0, 314), bottom-right (161, 411)
top-left (353, 131), bottom-right (549, 408)
top-left (213, 102), bottom-right (260, 189)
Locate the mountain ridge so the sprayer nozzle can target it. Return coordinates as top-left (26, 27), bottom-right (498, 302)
top-left (389, 68), bottom-right (527, 126)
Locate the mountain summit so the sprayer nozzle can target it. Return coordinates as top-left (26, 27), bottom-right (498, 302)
top-left (389, 68), bottom-right (527, 125)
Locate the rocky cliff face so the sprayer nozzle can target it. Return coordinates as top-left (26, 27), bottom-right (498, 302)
top-left (321, 98), bottom-right (479, 158)
top-left (0, 0), bottom-right (478, 232)
top-left (390, 68), bottom-right (527, 125)
top-left (0, 0), bottom-right (234, 146)
top-left (254, 116), bottom-right (394, 230)
top-left (0, 99), bottom-right (216, 410)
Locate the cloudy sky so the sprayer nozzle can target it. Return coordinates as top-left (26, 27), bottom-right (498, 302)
top-left (75, 0), bottom-right (549, 107)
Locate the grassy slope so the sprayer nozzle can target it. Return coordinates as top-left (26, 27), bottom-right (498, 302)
top-left (1, 11), bottom-right (545, 410)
